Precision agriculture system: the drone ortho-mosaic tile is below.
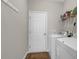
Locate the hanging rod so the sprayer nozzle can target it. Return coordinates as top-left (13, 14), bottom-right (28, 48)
top-left (1, 0), bottom-right (19, 13)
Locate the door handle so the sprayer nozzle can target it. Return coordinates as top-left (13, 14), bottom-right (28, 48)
top-left (44, 33), bottom-right (46, 35)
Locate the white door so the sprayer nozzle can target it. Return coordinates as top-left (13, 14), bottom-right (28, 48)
top-left (29, 11), bottom-right (47, 52)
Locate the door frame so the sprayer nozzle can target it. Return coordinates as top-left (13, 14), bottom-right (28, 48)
top-left (28, 11), bottom-right (48, 51)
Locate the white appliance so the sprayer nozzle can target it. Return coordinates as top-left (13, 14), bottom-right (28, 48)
top-left (56, 37), bottom-right (77, 59)
top-left (48, 34), bottom-right (64, 59)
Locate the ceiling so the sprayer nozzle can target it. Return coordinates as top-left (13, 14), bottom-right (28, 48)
top-left (50, 0), bottom-right (65, 2)
top-left (29, 0), bottom-right (65, 2)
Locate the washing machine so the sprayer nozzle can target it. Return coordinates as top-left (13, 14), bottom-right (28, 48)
top-left (48, 33), bottom-right (64, 59)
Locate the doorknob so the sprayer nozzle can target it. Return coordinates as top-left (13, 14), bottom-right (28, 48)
top-left (44, 33), bottom-right (46, 35)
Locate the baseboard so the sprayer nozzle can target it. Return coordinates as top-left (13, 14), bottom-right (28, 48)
top-left (23, 52), bottom-right (28, 59)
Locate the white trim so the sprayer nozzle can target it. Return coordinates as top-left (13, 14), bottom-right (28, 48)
top-left (22, 52), bottom-right (28, 59)
top-left (1, 0), bottom-right (19, 13)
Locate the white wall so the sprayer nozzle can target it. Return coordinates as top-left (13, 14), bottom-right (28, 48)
top-left (47, 2), bottom-right (64, 33)
top-left (1, 0), bottom-right (28, 59)
top-left (63, 0), bottom-right (77, 13)
top-left (28, 0), bottom-right (64, 34)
